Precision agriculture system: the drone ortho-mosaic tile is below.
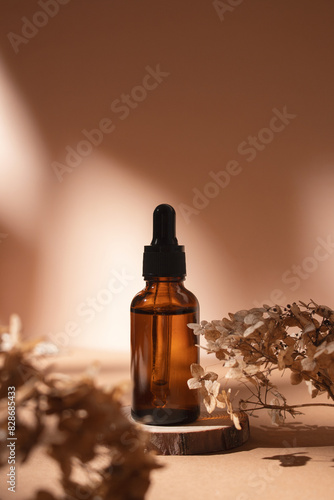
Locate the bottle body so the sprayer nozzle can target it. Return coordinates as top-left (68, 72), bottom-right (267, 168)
top-left (131, 277), bottom-right (200, 425)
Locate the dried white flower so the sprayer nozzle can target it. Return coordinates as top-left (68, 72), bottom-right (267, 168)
top-left (225, 367), bottom-right (244, 379)
top-left (203, 379), bottom-right (220, 413)
top-left (305, 380), bottom-right (319, 398)
top-left (187, 321), bottom-right (209, 335)
top-left (0, 333), bottom-right (14, 352)
top-left (268, 398), bottom-right (285, 426)
top-left (302, 323), bottom-right (316, 335)
top-left (33, 342), bottom-right (59, 356)
top-left (244, 321), bottom-right (265, 337)
top-left (225, 356), bottom-right (259, 379)
top-left (314, 341), bottom-right (334, 358)
top-left (188, 301), bottom-right (334, 426)
top-left (9, 314), bottom-right (21, 345)
top-left (187, 363), bottom-right (218, 390)
top-left (301, 357), bottom-right (316, 372)
top-left (244, 313), bottom-right (263, 325)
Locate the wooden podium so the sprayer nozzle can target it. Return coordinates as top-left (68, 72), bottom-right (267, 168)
top-left (124, 408), bottom-right (250, 455)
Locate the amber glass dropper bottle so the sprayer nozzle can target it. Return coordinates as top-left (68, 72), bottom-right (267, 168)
top-left (131, 204), bottom-right (200, 425)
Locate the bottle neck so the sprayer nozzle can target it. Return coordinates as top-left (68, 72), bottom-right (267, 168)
top-left (144, 276), bottom-right (185, 284)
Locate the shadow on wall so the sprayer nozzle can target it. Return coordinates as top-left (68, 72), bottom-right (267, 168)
top-left (0, 0), bottom-right (334, 348)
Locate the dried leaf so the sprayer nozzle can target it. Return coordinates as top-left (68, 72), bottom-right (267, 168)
top-left (290, 372), bottom-right (303, 385)
top-left (203, 395), bottom-right (216, 413)
top-left (232, 413), bottom-right (241, 430)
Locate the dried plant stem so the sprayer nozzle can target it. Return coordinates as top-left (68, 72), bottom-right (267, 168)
top-left (244, 402), bottom-right (334, 411)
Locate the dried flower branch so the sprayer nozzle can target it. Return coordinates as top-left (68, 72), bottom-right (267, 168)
top-left (0, 315), bottom-right (161, 499)
top-left (188, 301), bottom-right (334, 426)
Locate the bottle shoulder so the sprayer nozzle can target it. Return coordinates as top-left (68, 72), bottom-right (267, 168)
top-left (131, 281), bottom-right (199, 313)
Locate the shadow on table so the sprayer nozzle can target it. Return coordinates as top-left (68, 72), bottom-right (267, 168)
top-left (245, 422), bottom-right (334, 449)
top-left (221, 422), bottom-right (334, 467)
top-left (262, 452), bottom-right (312, 467)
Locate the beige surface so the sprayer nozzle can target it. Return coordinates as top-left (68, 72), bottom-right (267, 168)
top-left (3, 349), bottom-right (333, 500)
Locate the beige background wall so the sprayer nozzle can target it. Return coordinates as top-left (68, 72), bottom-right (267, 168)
top-left (0, 0), bottom-right (334, 350)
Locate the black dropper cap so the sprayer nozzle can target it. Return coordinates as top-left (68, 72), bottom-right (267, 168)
top-left (143, 204), bottom-right (186, 278)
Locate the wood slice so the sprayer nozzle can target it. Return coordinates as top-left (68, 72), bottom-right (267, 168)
top-left (123, 407), bottom-right (249, 455)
